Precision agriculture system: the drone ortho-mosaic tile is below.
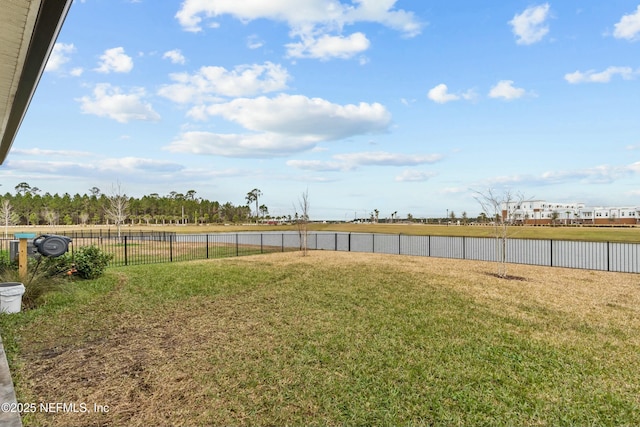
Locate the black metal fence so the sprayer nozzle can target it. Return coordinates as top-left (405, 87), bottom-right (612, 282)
top-left (313, 232), bottom-right (640, 273)
top-left (0, 231), bottom-right (638, 273)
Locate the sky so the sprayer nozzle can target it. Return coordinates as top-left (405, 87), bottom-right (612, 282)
top-left (3, 0), bottom-right (640, 220)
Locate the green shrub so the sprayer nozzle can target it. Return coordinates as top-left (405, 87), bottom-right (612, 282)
top-left (73, 246), bottom-right (113, 280)
top-left (40, 253), bottom-right (74, 278)
top-left (0, 263), bottom-right (67, 310)
top-left (0, 254), bottom-right (14, 274)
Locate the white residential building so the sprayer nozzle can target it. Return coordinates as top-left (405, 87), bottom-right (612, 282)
top-left (501, 200), bottom-right (639, 225)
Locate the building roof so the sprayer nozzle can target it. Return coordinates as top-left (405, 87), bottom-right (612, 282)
top-left (0, 0), bottom-right (72, 164)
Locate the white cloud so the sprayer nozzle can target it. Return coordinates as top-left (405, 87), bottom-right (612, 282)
top-left (286, 159), bottom-right (347, 171)
top-left (2, 160), bottom-right (91, 176)
top-left (158, 62), bottom-right (290, 104)
top-left (427, 84), bottom-right (477, 104)
top-left (614, 5), bottom-right (640, 40)
top-left (165, 132), bottom-right (317, 158)
top-left (166, 95), bottom-right (393, 158)
top-left (77, 83), bottom-right (161, 123)
top-left (286, 32), bottom-right (370, 60)
top-left (345, 0), bottom-right (422, 37)
top-left (288, 151), bottom-right (442, 172)
top-left (427, 84), bottom-right (460, 104)
top-left (3, 157), bottom-right (183, 178)
top-left (175, 0), bottom-right (422, 36)
top-left (395, 170), bottom-right (437, 182)
top-left (564, 66), bottom-right (637, 83)
top-left (333, 151), bottom-right (442, 166)
top-left (485, 162), bottom-right (640, 187)
top-left (70, 67), bottom-right (84, 77)
top-left (95, 47), bottom-right (134, 73)
top-left (175, 0), bottom-right (422, 60)
top-left (162, 49), bottom-right (186, 64)
top-left (12, 148), bottom-right (92, 157)
top-left (45, 43), bottom-right (76, 72)
top-left (439, 187), bottom-right (467, 195)
top-left (99, 157), bottom-right (184, 173)
top-left (191, 94), bottom-right (392, 141)
top-left (488, 80), bottom-right (526, 100)
top-left (247, 35), bottom-right (264, 49)
top-left (509, 3), bottom-right (551, 45)
top-left (538, 167), bottom-right (619, 184)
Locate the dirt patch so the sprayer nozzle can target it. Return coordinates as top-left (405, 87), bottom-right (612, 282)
top-left (485, 272), bottom-right (528, 281)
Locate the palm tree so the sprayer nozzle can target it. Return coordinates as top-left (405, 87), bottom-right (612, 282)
top-left (245, 188), bottom-right (262, 223)
top-left (259, 204), bottom-right (269, 221)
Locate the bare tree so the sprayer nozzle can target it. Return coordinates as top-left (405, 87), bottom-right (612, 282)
top-left (473, 188), bottom-right (524, 278)
top-left (294, 189), bottom-right (310, 256)
top-left (105, 182), bottom-right (129, 238)
top-left (42, 207), bottom-right (59, 229)
top-left (79, 212), bottom-right (90, 226)
top-left (0, 199), bottom-right (17, 238)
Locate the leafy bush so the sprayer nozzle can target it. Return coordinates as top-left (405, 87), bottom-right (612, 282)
top-left (73, 246), bottom-right (113, 280)
top-left (0, 253), bottom-right (14, 274)
top-left (0, 263), bottom-right (66, 310)
top-left (40, 253), bottom-right (74, 278)
top-left (0, 247), bottom-right (112, 311)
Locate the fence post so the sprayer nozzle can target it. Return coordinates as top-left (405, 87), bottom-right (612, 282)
top-left (398, 234), bottom-right (401, 255)
top-left (607, 241), bottom-right (610, 272)
top-left (236, 233), bottom-right (239, 257)
top-left (206, 234), bottom-right (209, 259)
top-left (281, 233), bottom-right (284, 252)
top-left (169, 234), bottom-right (173, 262)
top-left (550, 239), bottom-right (553, 267)
top-left (463, 236), bottom-right (466, 260)
top-left (124, 235), bottom-right (128, 266)
top-left (335, 233), bottom-right (338, 251)
top-left (428, 235), bottom-right (431, 257)
top-left (260, 234), bottom-right (263, 254)
top-left (372, 233), bottom-right (375, 253)
top-left (348, 233), bottom-right (351, 252)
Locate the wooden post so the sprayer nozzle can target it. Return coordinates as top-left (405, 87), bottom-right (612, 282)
top-left (18, 238), bottom-right (28, 280)
top-left (14, 233), bottom-right (36, 282)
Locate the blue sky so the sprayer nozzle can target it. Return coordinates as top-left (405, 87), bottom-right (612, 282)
top-left (4, 0), bottom-right (640, 220)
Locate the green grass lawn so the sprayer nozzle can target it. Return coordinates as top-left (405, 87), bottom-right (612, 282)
top-left (1, 251), bottom-right (640, 426)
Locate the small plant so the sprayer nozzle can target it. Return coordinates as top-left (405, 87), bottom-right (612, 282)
top-left (0, 259), bottom-right (67, 310)
top-left (40, 253), bottom-right (75, 278)
top-left (73, 245), bottom-right (113, 280)
top-left (473, 188), bottom-right (525, 278)
top-left (0, 252), bottom-right (14, 274)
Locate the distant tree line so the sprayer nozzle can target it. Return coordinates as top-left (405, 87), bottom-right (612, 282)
top-left (0, 182), bottom-right (276, 227)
